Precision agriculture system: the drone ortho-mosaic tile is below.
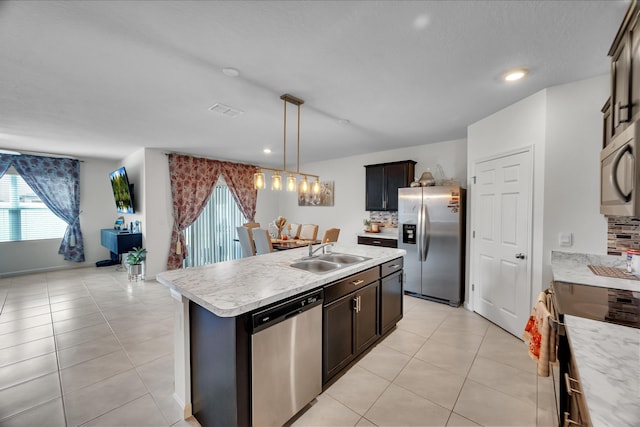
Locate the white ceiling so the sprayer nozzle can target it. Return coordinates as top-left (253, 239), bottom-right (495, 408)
top-left (0, 0), bottom-right (630, 167)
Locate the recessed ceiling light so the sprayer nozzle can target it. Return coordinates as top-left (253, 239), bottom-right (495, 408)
top-left (222, 67), bottom-right (240, 77)
top-left (504, 68), bottom-right (528, 82)
top-left (263, 148), bottom-right (272, 154)
top-left (413, 14), bottom-right (430, 30)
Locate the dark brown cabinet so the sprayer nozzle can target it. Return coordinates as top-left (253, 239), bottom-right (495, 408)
top-left (323, 292), bottom-right (357, 381)
top-left (380, 258), bottom-right (403, 336)
top-left (357, 235), bottom-right (398, 248)
top-left (365, 164), bottom-right (385, 211)
top-left (602, 97), bottom-right (612, 148)
top-left (323, 281), bottom-right (379, 382)
top-left (322, 260), bottom-right (405, 384)
top-left (605, 2), bottom-right (640, 144)
top-left (365, 160), bottom-right (415, 211)
top-left (610, 31), bottom-right (631, 136)
top-left (354, 282), bottom-right (379, 354)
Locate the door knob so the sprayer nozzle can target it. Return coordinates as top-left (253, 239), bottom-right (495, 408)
top-left (515, 253), bottom-right (526, 260)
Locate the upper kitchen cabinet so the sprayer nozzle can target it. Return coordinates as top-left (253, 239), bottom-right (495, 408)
top-left (607, 1), bottom-right (640, 143)
top-left (602, 97), bottom-right (612, 148)
top-left (365, 160), bottom-right (416, 211)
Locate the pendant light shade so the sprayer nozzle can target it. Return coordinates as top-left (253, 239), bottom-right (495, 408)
top-left (254, 170), bottom-right (265, 190)
top-left (286, 174), bottom-right (296, 192)
top-left (312, 178), bottom-right (321, 194)
top-left (299, 176), bottom-right (309, 193)
top-left (271, 171), bottom-right (282, 191)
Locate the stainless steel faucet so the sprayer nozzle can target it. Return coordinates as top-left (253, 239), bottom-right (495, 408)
top-left (308, 242), bottom-right (334, 257)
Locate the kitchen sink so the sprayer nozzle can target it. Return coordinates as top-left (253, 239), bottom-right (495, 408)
top-left (317, 253), bottom-right (371, 264)
top-left (289, 253), bottom-right (370, 274)
top-left (289, 259), bottom-right (342, 273)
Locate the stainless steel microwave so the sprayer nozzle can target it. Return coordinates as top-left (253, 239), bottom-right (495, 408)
top-left (601, 122), bottom-right (638, 216)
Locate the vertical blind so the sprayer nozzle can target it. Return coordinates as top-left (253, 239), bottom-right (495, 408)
top-left (183, 185), bottom-right (246, 268)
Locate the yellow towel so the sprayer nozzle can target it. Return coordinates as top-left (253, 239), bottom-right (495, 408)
top-left (523, 291), bottom-right (557, 376)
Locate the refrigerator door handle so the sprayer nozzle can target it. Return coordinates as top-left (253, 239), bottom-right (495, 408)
top-left (423, 203), bottom-right (431, 261)
top-left (416, 203), bottom-right (423, 261)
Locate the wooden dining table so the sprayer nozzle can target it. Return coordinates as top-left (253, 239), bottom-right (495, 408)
top-left (271, 238), bottom-right (320, 251)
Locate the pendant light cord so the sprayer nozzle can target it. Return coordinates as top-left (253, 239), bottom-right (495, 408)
top-left (283, 97), bottom-right (287, 171)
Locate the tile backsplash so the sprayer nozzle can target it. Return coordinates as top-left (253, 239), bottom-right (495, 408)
top-left (607, 216), bottom-right (640, 255)
top-left (369, 211), bottom-right (398, 227)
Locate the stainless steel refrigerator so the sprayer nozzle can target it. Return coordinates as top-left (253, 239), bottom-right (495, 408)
top-left (398, 185), bottom-right (465, 306)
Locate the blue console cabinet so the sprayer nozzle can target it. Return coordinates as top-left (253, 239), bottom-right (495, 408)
top-left (98, 229), bottom-right (142, 266)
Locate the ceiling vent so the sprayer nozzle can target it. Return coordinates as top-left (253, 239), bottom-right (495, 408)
top-left (208, 103), bottom-right (244, 118)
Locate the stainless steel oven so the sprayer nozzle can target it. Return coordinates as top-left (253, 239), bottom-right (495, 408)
top-left (601, 121), bottom-right (639, 216)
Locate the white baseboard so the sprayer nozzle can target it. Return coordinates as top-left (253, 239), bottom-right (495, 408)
top-left (173, 392), bottom-right (193, 419)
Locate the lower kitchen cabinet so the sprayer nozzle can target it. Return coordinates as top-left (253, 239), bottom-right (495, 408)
top-left (323, 281), bottom-right (379, 383)
top-left (322, 260), bottom-right (404, 385)
top-left (323, 292), bottom-right (356, 381)
top-left (354, 282), bottom-right (379, 354)
top-left (380, 270), bottom-right (403, 335)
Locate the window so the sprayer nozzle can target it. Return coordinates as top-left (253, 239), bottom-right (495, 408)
top-left (183, 184), bottom-right (246, 268)
top-left (0, 169), bottom-right (68, 242)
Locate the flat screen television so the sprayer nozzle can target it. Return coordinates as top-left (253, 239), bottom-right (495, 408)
top-left (109, 166), bottom-right (135, 214)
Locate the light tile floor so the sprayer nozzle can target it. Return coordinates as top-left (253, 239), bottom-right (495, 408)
top-left (0, 267), bottom-right (557, 427)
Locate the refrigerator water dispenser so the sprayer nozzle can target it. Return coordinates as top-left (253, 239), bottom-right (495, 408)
top-left (402, 224), bottom-right (416, 244)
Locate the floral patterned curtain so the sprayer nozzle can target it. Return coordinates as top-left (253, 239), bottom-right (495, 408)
top-left (0, 154), bottom-right (13, 177)
top-left (167, 153), bottom-right (221, 270)
top-left (11, 155), bottom-right (85, 262)
top-left (219, 161), bottom-right (258, 222)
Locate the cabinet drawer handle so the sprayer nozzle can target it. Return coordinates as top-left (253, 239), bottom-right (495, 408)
top-left (563, 411), bottom-right (582, 427)
top-left (351, 279), bottom-right (364, 286)
top-left (564, 373), bottom-right (582, 396)
top-left (352, 297), bottom-right (358, 312)
top-left (388, 264), bottom-right (400, 269)
top-left (373, 241), bottom-right (381, 244)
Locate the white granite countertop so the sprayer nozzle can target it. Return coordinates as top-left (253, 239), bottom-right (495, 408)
top-left (157, 243), bottom-right (405, 317)
top-left (551, 251), bottom-right (640, 292)
top-left (564, 315), bottom-right (640, 427)
top-left (551, 251), bottom-right (640, 426)
top-left (358, 228), bottom-right (398, 240)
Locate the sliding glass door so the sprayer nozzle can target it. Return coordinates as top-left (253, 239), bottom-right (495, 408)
top-left (183, 184), bottom-right (246, 268)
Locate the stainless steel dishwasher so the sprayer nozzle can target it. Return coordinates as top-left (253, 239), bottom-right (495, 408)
top-left (251, 289), bottom-right (323, 427)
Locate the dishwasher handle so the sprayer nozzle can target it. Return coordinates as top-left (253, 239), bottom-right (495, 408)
top-left (251, 289), bottom-right (323, 333)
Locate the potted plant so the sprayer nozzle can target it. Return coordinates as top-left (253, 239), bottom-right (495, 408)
top-left (126, 246), bottom-right (147, 280)
top-left (363, 218), bottom-right (371, 231)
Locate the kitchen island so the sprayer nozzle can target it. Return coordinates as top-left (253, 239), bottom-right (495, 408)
top-left (550, 251), bottom-right (640, 427)
top-left (157, 243), bottom-right (405, 426)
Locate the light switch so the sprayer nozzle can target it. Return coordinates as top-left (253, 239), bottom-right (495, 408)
top-left (559, 232), bottom-right (572, 247)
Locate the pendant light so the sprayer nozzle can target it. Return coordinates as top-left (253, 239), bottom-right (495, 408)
top-left (271, 171), bottom-right (282, 191)
top-left (312, 177), bottom-right (321, 194)
top-left (253, 94), bottom-right (323, 193)
top-left (299, 176), bottom-right (309, 193)
top-left (286, 174), bottom-right (296, 192)
top-left (254, 170), bottom-right (265, 190)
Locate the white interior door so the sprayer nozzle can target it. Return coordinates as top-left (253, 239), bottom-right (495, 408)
top-left (472, 150), bottom-right (532, 337)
